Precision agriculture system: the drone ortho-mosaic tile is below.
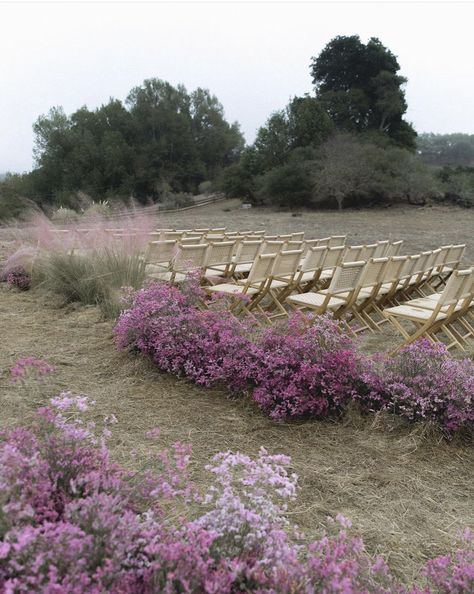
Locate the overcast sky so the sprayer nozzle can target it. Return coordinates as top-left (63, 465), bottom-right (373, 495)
top-left (1, 1), bottom-right (474, 173)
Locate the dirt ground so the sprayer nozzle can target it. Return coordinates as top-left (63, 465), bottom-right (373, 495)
top-left (0, 282), bottom-right (473, 587)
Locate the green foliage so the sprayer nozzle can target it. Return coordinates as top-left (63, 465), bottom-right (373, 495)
top-left (51, 207), bottom-right (80, 224)
top-left (10, 79), bottom-right (243, 215)
top-left (417, 133), bottom-right (474, 166)
top-left (256, 162), bottom-right (313, 207)
top-left (436, 166), bottom-right (474, 206)
top-left (311, 36), bottom-right (416, 149)
top-left (311, 133), bottom-right (437, 209)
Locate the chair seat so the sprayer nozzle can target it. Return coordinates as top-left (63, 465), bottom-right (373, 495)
top-left (383, 304), bottom-right (446, 321)
top-left (319, 268), bottom-right (335, 280)
top-left (206, 283), bottom-right (258, 296)
top-left (287, 292), bottom-right (346, 310)
top-left (268, 279), bottom-right (291, 289)
top-left (233, 263), bottom-right (253, 274)
top-left (299, 271), bottom-right (317, 282)
top-left (204, 268), bottom-right (225, 277)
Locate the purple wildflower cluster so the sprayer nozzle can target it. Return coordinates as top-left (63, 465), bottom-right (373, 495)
top-left (2, 266), bottom-right (31, 291)
top-left (1, 394), bottom-right (472, 593)
top-left (115, 282), bottom-right (474, 435)
top-left (10, 357), bottom-right (55, 384)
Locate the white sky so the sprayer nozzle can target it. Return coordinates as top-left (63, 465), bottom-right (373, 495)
top-left (1, 1), bottom-right (474, 173)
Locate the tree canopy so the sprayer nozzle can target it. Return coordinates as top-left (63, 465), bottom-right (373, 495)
top-left (310, 36), bottom-right (416, 149)
top-left (27, 79), bottom-right (244, 206)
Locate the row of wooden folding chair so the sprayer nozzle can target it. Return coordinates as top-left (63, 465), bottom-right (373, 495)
top-left (383, 268), bottom-right (473, 352)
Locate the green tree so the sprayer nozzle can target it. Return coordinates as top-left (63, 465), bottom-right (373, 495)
top-left (311, 36), bottom-right (416, 148)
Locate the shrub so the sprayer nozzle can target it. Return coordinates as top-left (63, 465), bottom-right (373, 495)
top-left (2, 387), bottom-right (473, 592)
top-left (115, 281), bottom-right (261, 391)
top-left (116, 282), bottom-right (474, 436)
top-left (82, 201), bottom-right (111, 218)
top-left (3, 266), bottom-right (31, 290)
top-left (380, 340), bottom-right (474, 433)
top-left (51, 207), bottom-right (80, 224)
top-left (252, 314), bottom-right (369, 420)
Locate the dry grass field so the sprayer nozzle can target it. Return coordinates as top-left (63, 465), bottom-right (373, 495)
top-left (0, 203), bottom-right (473, 586)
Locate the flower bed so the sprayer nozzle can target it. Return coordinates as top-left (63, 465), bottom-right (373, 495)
top-left (116, 281), bottom-right (474, 436)
top-left (0, 393), bottom-right (472, 593)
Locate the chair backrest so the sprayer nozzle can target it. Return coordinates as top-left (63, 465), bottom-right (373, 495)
top-left (385, 240), bottom-right (404, 257)
top-left (261, 240), bottom-right (285, 255)
top-left (234, 240), bottom-right (262, 263)
top-left (401, 254), bottom-right (421, 279)
top-left (285, 240), bottom-right (304, 250)
top-left (434, 245), bottom-right (452, 270)
top-left (445, 244), bottom-right (466, 268)
top-left (316, 236), bottom-right (331, 247)
top-left (180, 237), bottom-right (203, 245)
top-left (360, 257), bottom-right (389, 288)
top-left (328, 261), bottom-right (367, 295)
top-left (144, 240), bottom-right (177, 264)
top-left (162, 231), bottom-right (183, 241)
top-left (277, 234), bottom-right (293, 241)
top-left (300, 246), bottom-right (328, 272)
top-left (373, 240), bottom-right (389, 258)
top-left (382, 255), bottom-right (408, 285)
top-left (247, 253), bottom-right (278, 284)
top-left (205, 241), bottom-right (236, 267)
top-left (290, 231), bottom-right (305, 240)
top-left (272, 250), bottom-right (304, 279)
top-left (359, 243), bottom-right (378, 261)
top-left (173, 244), bottom-right (209, 271)
top-left (251, 230), bottom-right (266, 236)
top-left (323, 246), bottom-right (344, 270)
top-left (439, 268), bottom-right (473, 306)
top-left (328, 235), bottom-right (346, 248)
top-left (343, 245), bottom-right (364, 262)
top-left (193, 228), bottom-right (210, 233)
top-left (302, 239), bottom-right (320, 256)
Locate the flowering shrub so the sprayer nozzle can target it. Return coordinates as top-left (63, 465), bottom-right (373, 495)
top-left (0, 393), bottom-right (409, 593)
top-left (381, 340), bottom-right (474, 433)
top-left (3, 266), bottom-right (31, 290)
top-left (253, 314), bottom-right (371, 420)
top-left (1, 392), bottom-right (473, 592)
top-left (115, 281), bottom-right (262, 391)
top-left (115, 282), bottom-right (474, 435)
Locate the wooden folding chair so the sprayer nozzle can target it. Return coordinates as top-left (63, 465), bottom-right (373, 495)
top-left (286, 261), bottom-right (367, 320)
top-left (257, 249), bottom-right (304, 320)
top-left (203, 241), bottom-right (236, 282)
top-left (205, 253), bottom-right (278, 319)
top-left (150, 243), bottom-right (208, 284)
top-left (382, 268), bottom-right (473, 353)
top-left (144, 240), bottom-right (178, 277)
top-left (328, 235), bottom-right (346, 248)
